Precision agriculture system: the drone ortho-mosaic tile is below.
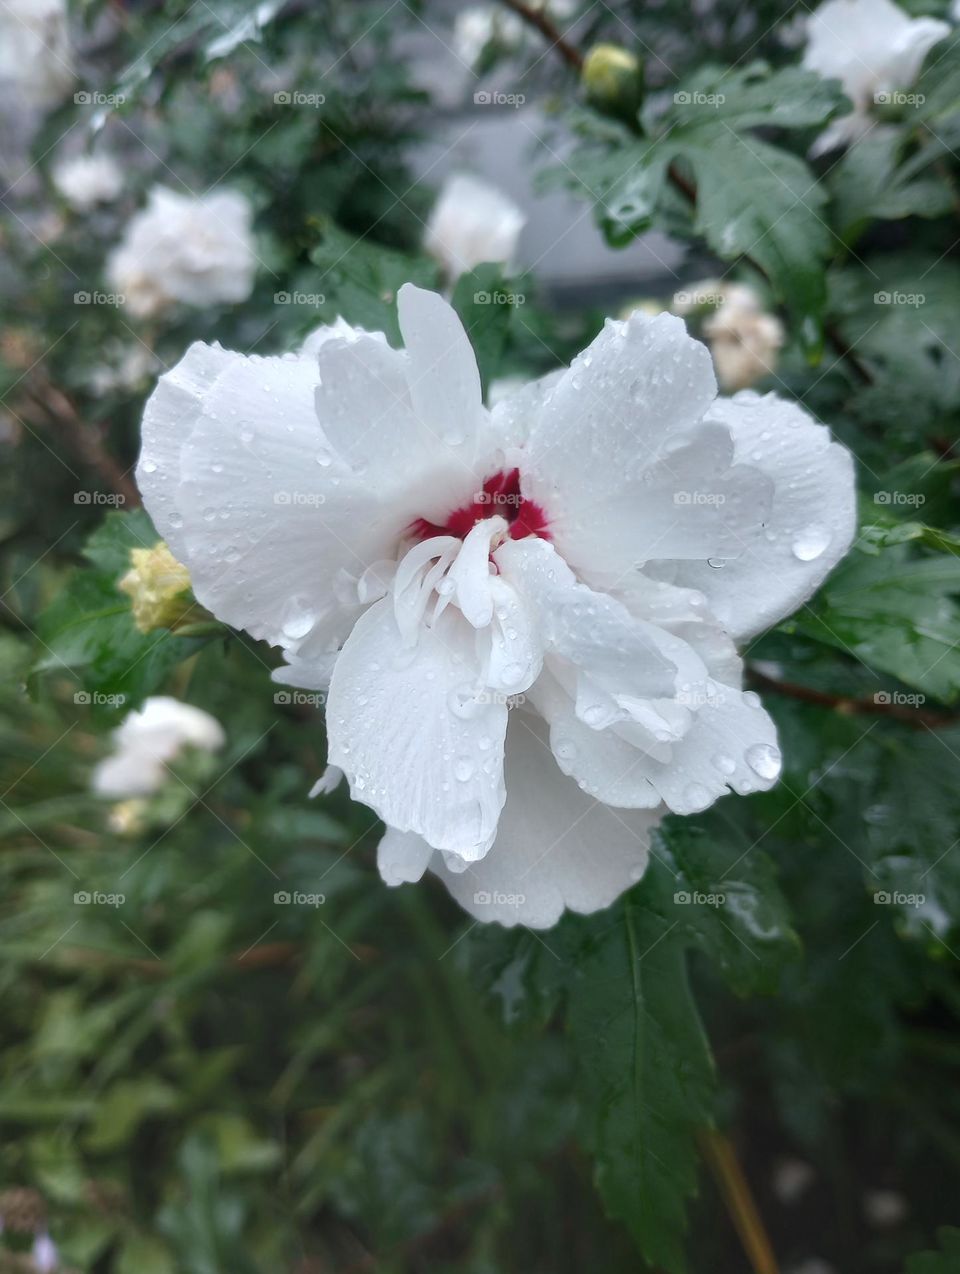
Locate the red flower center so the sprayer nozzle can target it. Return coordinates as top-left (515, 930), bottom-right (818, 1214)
top-left (410, 468), bottom-right (550, 543)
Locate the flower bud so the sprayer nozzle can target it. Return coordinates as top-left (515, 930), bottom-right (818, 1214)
top-left (582, 44), bottom-right (642, 119)
top-left (119, 541), bottom-right (193, 633)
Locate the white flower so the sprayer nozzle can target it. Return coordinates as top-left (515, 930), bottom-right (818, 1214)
top-left (137, 285), bottom-right (855, 928)
top-left (53, 153), bottom-right (124, 211)
top-left (803, 0), bottom-right (948, 154)
top-left (424, 174), bottom-right (526, 280)
top-left (92, 696), bottom-right (225, 798)
top-left (31, 1233), bottom-right (59, 1273)
top-left (86, 342), bottom-right (160, 397)
top-left (106, 185), bottom-right (256, 319)
top-left (701, 284), bottom-right (785, 392)
top-left (453, 5), bottom-right (525, 65)
top-left (0, 0), bottom-right (72, 110)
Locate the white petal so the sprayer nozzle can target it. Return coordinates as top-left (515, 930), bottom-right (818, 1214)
top-left (377, 826), bottom-right (435, 885)
top-left (430, 712), bottom-right (661, 928)
top-left (397, 283), bottom-right (486, 454)
top-left (144, 344), bottom-right (393, 647)
top-left (653, 392), bottom-right (857, 640)
top-left (521, 310), bottom-right (720, 580)
top-left (326, 599), bottom-right (508, 859)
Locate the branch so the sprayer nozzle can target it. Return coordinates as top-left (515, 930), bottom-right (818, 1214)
top-left (747, 668), bottom-right (956, 729)
top-left (500, 0), bottom-right (583, 71)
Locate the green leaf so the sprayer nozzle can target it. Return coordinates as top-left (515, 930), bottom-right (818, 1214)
top-left (915, 27), bottom-right (960, 121)
top-left (789, 542), bottom-right (960, 704)
top-left (662, 60), bottom-right (847, 132)
top-left (31, 510), bottom-right (205, 710)
top-left (905, 1226), bottom-right (960, 1273)
top-left (450, 265), bottom-right (524, 395)
top-left (307, 220), bottom-right (440, 343)
top-left (827, 131), bottom-right (956, 241)
top-left (566, 888), bottom-right (714, 1273)
top-left (676, 127), bottom-right (829, 351)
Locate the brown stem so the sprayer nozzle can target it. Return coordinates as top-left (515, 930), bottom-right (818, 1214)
top-left (747, 668), bottom-right (956, 729)
top-left (500, 0), bottom-right (584, 71)
top-left (23, 379), bottom-right (141, 508)
top-left (699, 1128), bottom-right (780, 1274)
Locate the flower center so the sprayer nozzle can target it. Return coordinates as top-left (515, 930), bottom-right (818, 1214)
top-left (410, 468), bottom-right (550, 544)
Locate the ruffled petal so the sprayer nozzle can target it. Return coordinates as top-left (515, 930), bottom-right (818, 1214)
top-left (377, 826), bottom-right (435, 886)
top-left (326, 598), bottom-right (508, 859)
top-left (429, 713), bottom-right (661, 928)
top-left (651, 391), bottom-right (857, 640)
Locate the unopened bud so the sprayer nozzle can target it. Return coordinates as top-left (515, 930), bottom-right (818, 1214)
top-left (118, 541), bottom-right (193, 633)
top-left (582, 44), bottom-right (642, 118)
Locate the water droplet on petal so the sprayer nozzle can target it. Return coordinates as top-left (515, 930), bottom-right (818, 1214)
top-left (791, 523), bottom-right (831, 561)
top-left (712, 753), bottom-right (736, 775)
top-left (454, 757), bottom-right (475, 782)
top-left (706, 557), bottom-right (726, 569)
top-left (684, 782), bottom-right (712, 810)
top-left (745, 743), bottom-right (782, 781)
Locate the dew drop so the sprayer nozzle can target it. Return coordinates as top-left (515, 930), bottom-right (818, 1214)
top-left (745, 743), bottom-right (782, 780)
top-left (454, 758), bottom-right (475, 782)
top-left (791, 523), bottom-right (831, 561)
top-left (684, 782), bottom-right (712, 810)
top-left (706, 557), bottom-right (727, 570)
top-left (712, 753), bottom-right (736, 775)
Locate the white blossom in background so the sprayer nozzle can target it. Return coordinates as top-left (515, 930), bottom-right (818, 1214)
top-left (138, 284), bottom-right (855, 928)
top-left (452, 5), bottom-right (525, 65)
top-left (92, 696), bottom-right (225, 798)
top-left (803, 0), bottom-right (949, 154)
top-left (106, 185), bottom-right (256, 318)
top-left (0, 0), bottom-right (72, 109)
top-left (701, 283), bottom-right (785, 392)
top-left (86, 343), bottom-right (161, 397)
top-left (424, 173), bottom-right (526, 281)
top-left (53, 152), bottom-right (124, 211)
top-left (31, 1233), bottom-right (59, 1273)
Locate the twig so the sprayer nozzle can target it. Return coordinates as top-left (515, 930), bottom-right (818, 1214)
top-left (500, 0), bottom-right (584, 71)
top-left (22, 379), bottom-right (141, 507)
top-left (747, 667), bottom-right (956, 729)
top-left (699, 1128), bottom-right (780, 1274)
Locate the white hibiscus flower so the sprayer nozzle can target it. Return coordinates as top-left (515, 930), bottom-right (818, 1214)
top-left (424, 173), bottom-right (526, 281)
top-left (803, 0), bottom-right (949, 155)
top-left (92, 696), bottom-right (225, 798)
top-left (137, 284), bottom-right (856, 928)
top-left (53, 152), bottom-right (124, 212)
top-left (106, 185), bottom-right (256, 318)
top-left (0, 0), bottom-right (72, 111)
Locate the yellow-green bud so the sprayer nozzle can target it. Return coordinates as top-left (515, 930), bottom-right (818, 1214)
top-left (119, 541), bottom-right (193, 633)
top-left (582, 44), bottom-right (642, 118)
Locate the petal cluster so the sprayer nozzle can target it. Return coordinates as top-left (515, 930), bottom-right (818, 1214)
top-left (803, 0), bottom-right (948, 153)
top-left (138, 284), bottom-right (855, 927)
top-left (107, 185), bottom-right (256, 318)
